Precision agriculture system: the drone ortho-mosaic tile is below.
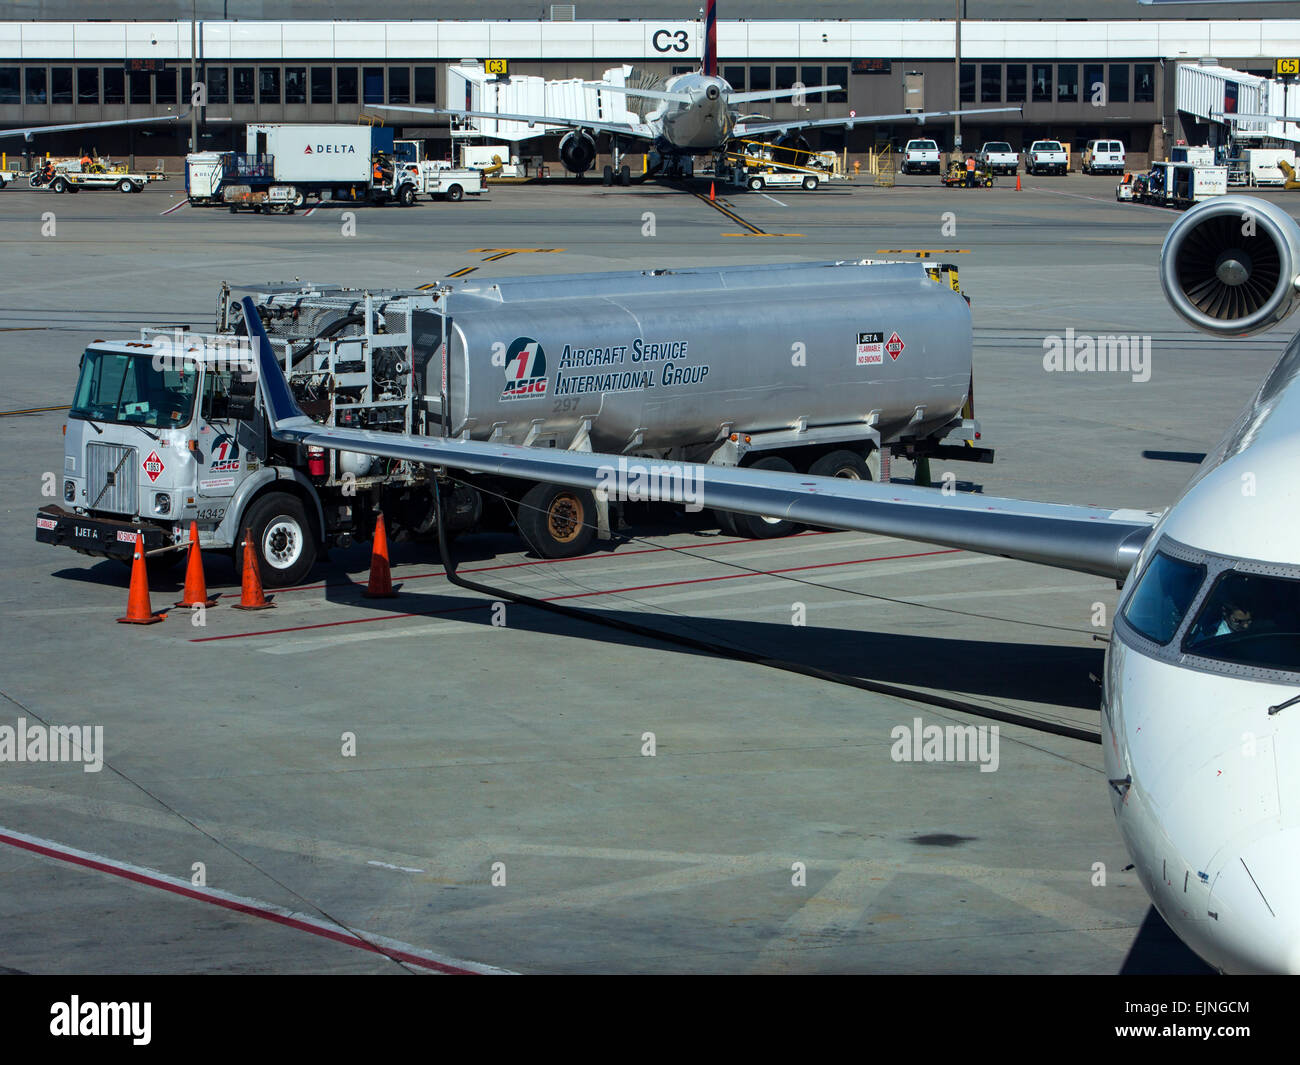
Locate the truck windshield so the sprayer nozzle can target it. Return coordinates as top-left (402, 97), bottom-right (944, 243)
top-left (1121, 551), bottom-right (1205, 645)
top-left (69, 348), bottom-right (198, 429)
top-left (1182, 570), bottom-right (1300, 673)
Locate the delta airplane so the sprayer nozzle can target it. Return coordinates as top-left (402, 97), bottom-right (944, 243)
top-left (376, 0), bottom-right (1017, 180)
top-left (244, 194), bottom-right (1299, 974)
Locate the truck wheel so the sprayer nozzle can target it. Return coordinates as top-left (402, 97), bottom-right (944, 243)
top-left (117, 179), bottom-right (133, 193)
top-left (808, 449), bottom-right (871, 480)
top-left (714, 509), bottom-right (742, 537)
top-left (516, 482), bottom-right (596, 559)
top-left (398, 185), bottom-right (415, 207)
top-left (242, 493), bottom-right (316, 587)
top-left (732, 456), bottom-right (799, 539)
top-left (51, 177), bottom-right (66, 193)
top-left (289, 187), bottom-right (305, 208)
top-left (748, 176), bottom-right (764, 190)
top-left (446, 184), bottom-right (464, 202)
top-left (802, 175), bottom-right (819, 190)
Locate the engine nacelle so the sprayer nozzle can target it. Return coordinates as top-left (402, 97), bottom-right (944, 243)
top-left (1160, 195), bottom-right (1300, 336)
top-left (559, 131), bottom-right (597, 175)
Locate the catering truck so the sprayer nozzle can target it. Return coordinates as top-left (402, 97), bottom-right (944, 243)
top-left (36, 260), bottom-right (990, 585)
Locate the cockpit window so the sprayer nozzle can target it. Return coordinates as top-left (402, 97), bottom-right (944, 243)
top-left (1182, 571), bottom-right (1300, 672)
top-left (1122, 551), bottom-right (1206, 645)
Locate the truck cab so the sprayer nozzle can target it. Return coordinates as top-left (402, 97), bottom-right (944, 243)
top-left (1026, 140), bottom-right (1068, 176)
top-left (902, 139), bottom-right (941, 175)
top-left (34, 333), bottom-right (319, 581)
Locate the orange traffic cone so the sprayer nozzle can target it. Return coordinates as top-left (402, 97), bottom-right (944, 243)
top-left (231, 527), bottom-right (275, 610)
top-left (362, 513), bottom-right (398, 598)
top-left (117, 532), bottom-right (166, 624)
top-left (1015, 173), bottom-right (1021, 191)
top-left (709, 181), bottom-right (715, 201)
top-left (175, 521), bottom-right (218, 608)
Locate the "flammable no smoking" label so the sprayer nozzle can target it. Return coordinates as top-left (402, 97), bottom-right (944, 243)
top-left (856, 331), bottom-right (884, 365)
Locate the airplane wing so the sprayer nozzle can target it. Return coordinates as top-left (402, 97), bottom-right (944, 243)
top-left (372, 105), bottom-right (652, 141)
top-left (0, 112), bottom-right (188, 142)
top-left (245, 298), bottom-right (1158, 581)
top-left (735, 106), bottom-right (1022, 138)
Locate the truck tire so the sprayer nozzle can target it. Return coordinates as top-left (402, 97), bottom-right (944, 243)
top-left (117, 179), bottom-right (133, 193)
top-left (446, 184), bottom-right (464, 202)
top-left (51, 177), bottom-right (67, 193)
top-left (732, 456), bottom-right (799, 539)
top-left (808, 449), bottom-right (871, 481)
top-left (802, 175), bottom-right (819, 190)
top-left (399, 185), bottom-right (415, 207)
top-left (748, 176), bottom-right (764, 191)
top-left (242, 492), bottom-right (317, 587)
top-left (714, 508), bottom-right (742, 537)
top-left (289, 187), bottom-right (306, 208)
top-left (516, 482), bottom-right (596, 559)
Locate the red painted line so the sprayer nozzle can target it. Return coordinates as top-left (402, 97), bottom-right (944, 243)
top-left (0, 826), bottom-right (498, 974)
top-left (192, 547), bottom-right (960, 643)
top-left (159, 199), bottom-right (189, 216)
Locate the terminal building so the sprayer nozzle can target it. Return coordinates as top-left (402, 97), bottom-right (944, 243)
top-left (3, 4), bottom-right (1300, 169)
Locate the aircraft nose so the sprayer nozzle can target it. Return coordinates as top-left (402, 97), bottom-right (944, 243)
top-left (1207, 834), bottom-right (1300, 974)
top-left (705, 84), bottom-right (720, 101)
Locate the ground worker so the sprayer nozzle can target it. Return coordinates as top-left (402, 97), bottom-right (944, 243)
top-left (79, 152), bottom-right (93, 170)
top-left (965, 155), bottom-right (976, 187)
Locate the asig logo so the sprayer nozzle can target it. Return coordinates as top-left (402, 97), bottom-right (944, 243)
top-left (501, 337), bottom-right (549, 400)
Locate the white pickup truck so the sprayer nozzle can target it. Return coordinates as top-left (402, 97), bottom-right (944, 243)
top-left (407, 162), bottom-right (483, 202)
top-left (977, 142), bottom-right (1019, 175)
top-left (902, 139), bottom-right (942, 175)
top-left (1025, 140), bottom-right (1068, 176)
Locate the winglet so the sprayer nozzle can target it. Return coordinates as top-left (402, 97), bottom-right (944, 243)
top-left (241, 296), bottom-right (310, 429)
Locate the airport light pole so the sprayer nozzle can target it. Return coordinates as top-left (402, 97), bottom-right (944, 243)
top-left (953, 0), bottom-right (962, 154)
top-left (190, 3), bottom-right (198, 152)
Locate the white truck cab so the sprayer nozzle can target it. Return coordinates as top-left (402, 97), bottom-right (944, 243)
top-left (1026, 140), bottom-right (1068, 176)
top-left (902, 139), bottom-right (941, 175)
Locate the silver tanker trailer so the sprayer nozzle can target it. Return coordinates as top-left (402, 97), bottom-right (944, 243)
top-left (37, 259), bottom-right (989, 586)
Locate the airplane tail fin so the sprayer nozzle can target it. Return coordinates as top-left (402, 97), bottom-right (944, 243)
top-left (703, 0), bottom-right (718, 77)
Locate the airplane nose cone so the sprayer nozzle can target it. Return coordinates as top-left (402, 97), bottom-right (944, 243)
top-left (705, 85), bottom-right (720, 101)
top-left (1207, 834), bottom-right (1300, 974)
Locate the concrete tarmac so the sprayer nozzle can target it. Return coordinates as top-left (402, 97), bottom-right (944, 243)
top-left (3, 169), bottom-right (1283, 973)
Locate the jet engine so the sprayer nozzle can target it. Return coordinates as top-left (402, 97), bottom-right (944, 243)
top-left (559, 130), bottom-right (597, 175)
top-left (1160, 195), bottom-right (1300, 336)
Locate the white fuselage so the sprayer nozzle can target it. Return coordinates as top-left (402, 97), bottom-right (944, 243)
top-left (651, 73), bottom-right (735, 151)
top-left (1102, 328), bottom-right (1300, 973)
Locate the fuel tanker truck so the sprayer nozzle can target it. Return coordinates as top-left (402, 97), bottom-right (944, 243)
top-left (36, 259), bottom-right (989, 585)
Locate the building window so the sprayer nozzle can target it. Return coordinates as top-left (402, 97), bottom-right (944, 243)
top-left (801, 65), bottom-right (823, 104)
top-left (285, 67), bottom-right (306, 104)
top-left (1083, 63), bottom-right (1104, 104)
top-left (207, 67), bottom-right (228, 104)
top-left (414, 66), bottom-right (437, 104)
top-left (749, 65), bottom-right (771, 93)
top-left (103, 67), bottom-right (124, 104)
top-left (1006, 64), bottom-right (1026, 103)
top-left (826, 65), bottom-right (847, 103)
top-left (259, 67), bottom-right (280, 104)
top-left (723, 65), bottom-right (745, 90)
top-left (981, 64), bottom-right (1002, 103)
top-left (234, 66), bottom-right (254, 104)
top-left (0, 67), bottom-right (19, 104)
top-left (388, 66), bottom-right (410, 104)
top-left (1135, 63), bottom-right (1155, 104)
top-left (1031, 64), bottom-right (1052, 102)
top-left (363, 67), bottom-right (384, 104)
top-left (129, 69), bottom-right (151, 104)
top-left (156, 68), bottom-right (176, 104)
top-left (26, 67), bottom-right (47, 104)
top-left (310, 67), bottom-right (331, 104)
top-left (337, 67), bottom-right (358, 104)
top-left (51, 67), bottom-right (72, 104)
top-left (775, 65), bottom-right (797, 94)
top-left (960, 63), bottom-right (975, 103)
top-left (1110, 64), bottom-right (1130, 104)
top-left (1058, 64), bottom-right (1078, 102)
